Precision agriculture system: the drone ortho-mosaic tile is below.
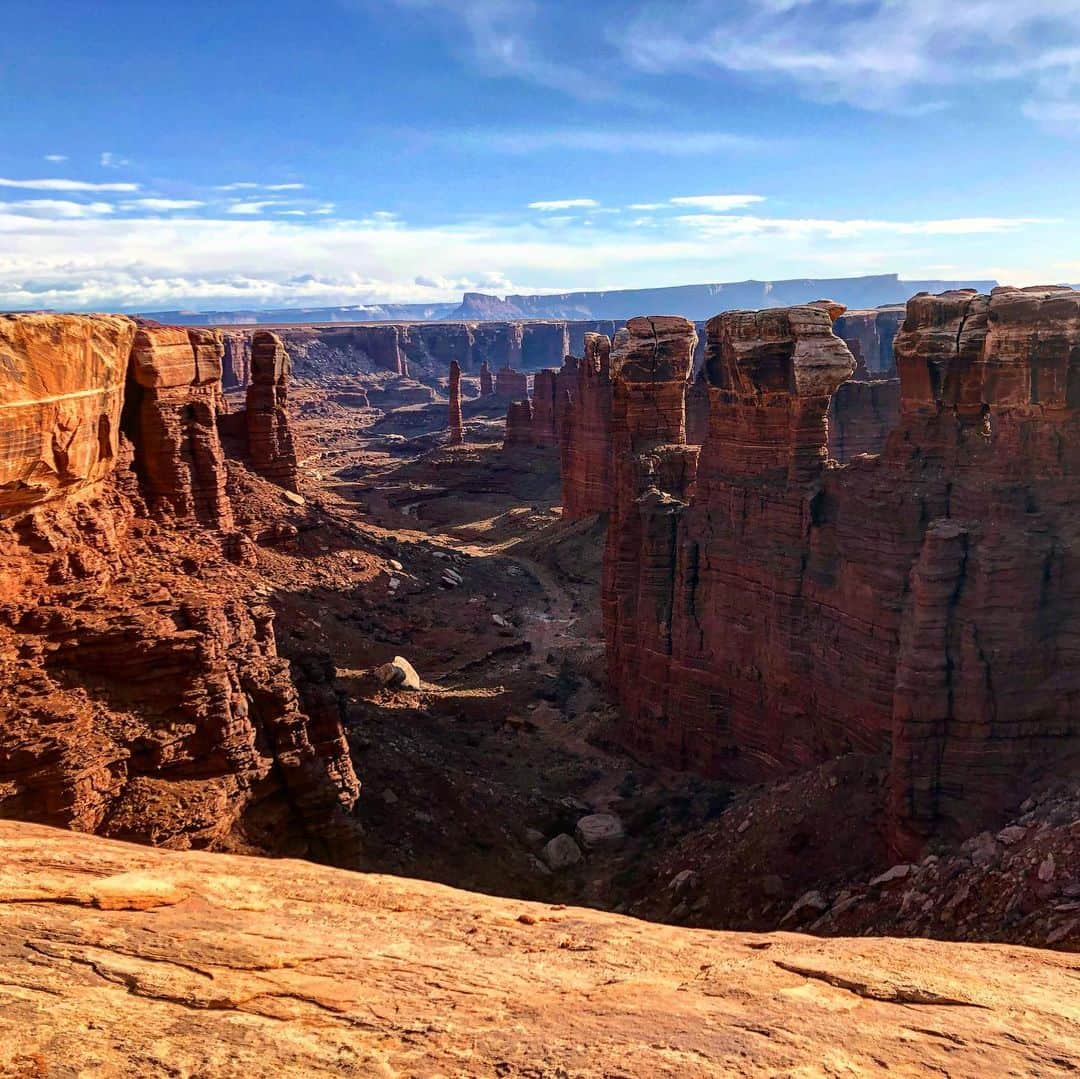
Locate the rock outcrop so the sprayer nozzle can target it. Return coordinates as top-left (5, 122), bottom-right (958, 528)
top-left (479, 360), bottom-right (495, 396)
top-left (0, 314), bottom-right (360, 858)
top-left (1, 822), bottom-right (1075, 1078)
top-left (127, 326), bottom-right (234, 529)
top-left (0, 314), bottom-right (135, 517)
top-left (495, 365), bottom-right (529, 401)
top-left (447, 359), bottom-right (464, 445)
top-left (601, 289), bottom-right (1080, 855)
top-left (561, 332), bottom-right (614, 519)
top-left (531, 369), bottom-right (559, 447)
top-left (503, 399), bottom-right (534, 449)
top-left (245, 331), bottom-right (299, 492)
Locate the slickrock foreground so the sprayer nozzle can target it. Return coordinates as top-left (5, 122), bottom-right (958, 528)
top-left (0, 822), bottom-right (1076, 1078)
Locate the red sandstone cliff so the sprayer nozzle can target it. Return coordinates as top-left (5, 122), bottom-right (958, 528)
top-left (0, 314), bottom-right (359, 859)
top-left (245, 331), bottom-right (300, 492)
top-left (127, 326), bottom-right (234, 529)
top-left (495, 365), bottom-right (529, 401)
top-left (828, 378), bottom-right (901, 460)
top-left (561, 332), bottom-right (614, 519)
top-left (601, 289), bottom-right (1080, 855)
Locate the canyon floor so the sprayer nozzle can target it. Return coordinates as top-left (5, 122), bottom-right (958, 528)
top-left (244, 383), bottom-right (1079, 950)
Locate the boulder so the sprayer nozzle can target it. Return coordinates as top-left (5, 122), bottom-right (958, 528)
top-left (575, 813), bottom-right (626, 851)
top-left (542, 833), bottom-right (583, 870)
top-left (375, 656), bottom-right (422, 691)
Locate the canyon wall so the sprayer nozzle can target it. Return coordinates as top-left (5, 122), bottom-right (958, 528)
top-left (601, 288), bottom-right (1080, 855)
top-left (827, 378), bottom-right (901, 460)
top-left (834, 307), bottom-right (905, 375)
top-left (0, 314), bottom-right (359, 858)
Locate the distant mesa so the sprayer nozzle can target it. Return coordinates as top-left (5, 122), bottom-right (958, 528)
top-left (137, 273), bottom-right (998, 327)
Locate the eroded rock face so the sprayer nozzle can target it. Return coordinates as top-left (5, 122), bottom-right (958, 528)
top-left (0, 314), bottom-right (135, 517)
top-left (835, 307), bottom-right (905, 376)
top-left (531, 369), bottom-right (559, 447)
top-left (522, 322), bottom-right (570, 370)
top-left (245, 332), bottom-right (299, 492)
top-left (828, 378), bottom-right (901, 460)
top-left (0, 315), bottom-right (360, 859)
top-left (503, 399), bottom-right (534, 448)
top-left (479, 361), bottom-right (495, 397)
top-left (128, 326), bottom-right (234, 529)
top-left (2, 822), bottom-right (1075, 1078)
top-left (561, 332), bottom-right (614, 519)
top-left (495, 365), bottom-right (529, 401)
top-left (447, 360), bottom-right (464, 445)
top-left (602, 290), bottom-right (1080, 855)
top-left (475, 322), bottom-right (523, 370)
top-left (220, 331), bottom-right (251, 390)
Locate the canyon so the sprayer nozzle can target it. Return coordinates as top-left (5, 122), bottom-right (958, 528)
top-left (0, 288), bottom-right (1077, 1075)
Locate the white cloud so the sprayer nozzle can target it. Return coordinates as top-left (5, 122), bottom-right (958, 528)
top-left (670, 194), bottom-right (766, 212)
top-left (43, 154), bottom-right (68, 163)
top-left (0, 177), bottom-right (139, 192)
top-left (376, 0), bottom-right (632, 101)
top-left (123, 198), bottom-right (206, 211)
top-left (673, 213), bottom-right (1052, 240)
top-left (227, 200), bottom-right (282, 215)
top-left (265, 183), bottom-right (306, 190)
top-left (616, 0), bottom-right (1080, 120)
top-left (0, 200), bottom-right (114, 219)
top-left (99, 152), bottom-right (131, 169)
top-left (217, 182), bottom-right (261, 191)
top-left (629, 203), bottom-right (665, 210)
top-left (1023, 98), bottom-right (1080, 137)
top-left (528, 198), bottom-right (599, 211)
top-left (0, 202), bottom-right (1059, 312)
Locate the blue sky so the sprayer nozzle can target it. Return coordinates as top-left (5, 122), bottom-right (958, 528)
top-left (1, 0), bottom-right (1078, 311)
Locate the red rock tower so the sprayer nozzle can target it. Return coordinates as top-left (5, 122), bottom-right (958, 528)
top-left (448, 359), bottom-right (464, 445)
top-left (246, 331), bottom-right (299, 492)
top-left (479, 361), bottom-right (494, 397)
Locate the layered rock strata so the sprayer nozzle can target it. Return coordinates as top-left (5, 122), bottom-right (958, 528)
top-left (602, 288), bottom-right (1080, 855)
top-left (834, 307), bottom-right (905, 375)
top-left (495, 365), bottom-right (529, 401)
top-left (503, 399), bottom-right (535, 448)
top-left (560, 332), bottom-right (614, 519)
top-left (127, 326), bottom-right (234, 529)
top-left (0, 314), bottom-right (134, 516)
top-left (521, 322), bottom-right (571, 370)
top-left (245, 332), bottom-right (299, 491)
top-left (0, 314), bottom-right (360, 858)
top-left (221, 331), bottom-right (251, 390)
top-left (447, 359), bottom-right (464, 445)
top-left (828, 378), bottom-right (901, 460)
top-left (531, 369), bottom-right (559, 447)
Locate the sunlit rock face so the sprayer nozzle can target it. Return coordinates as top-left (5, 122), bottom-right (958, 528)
top-left (0, 314), bottom-right (359, 858)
